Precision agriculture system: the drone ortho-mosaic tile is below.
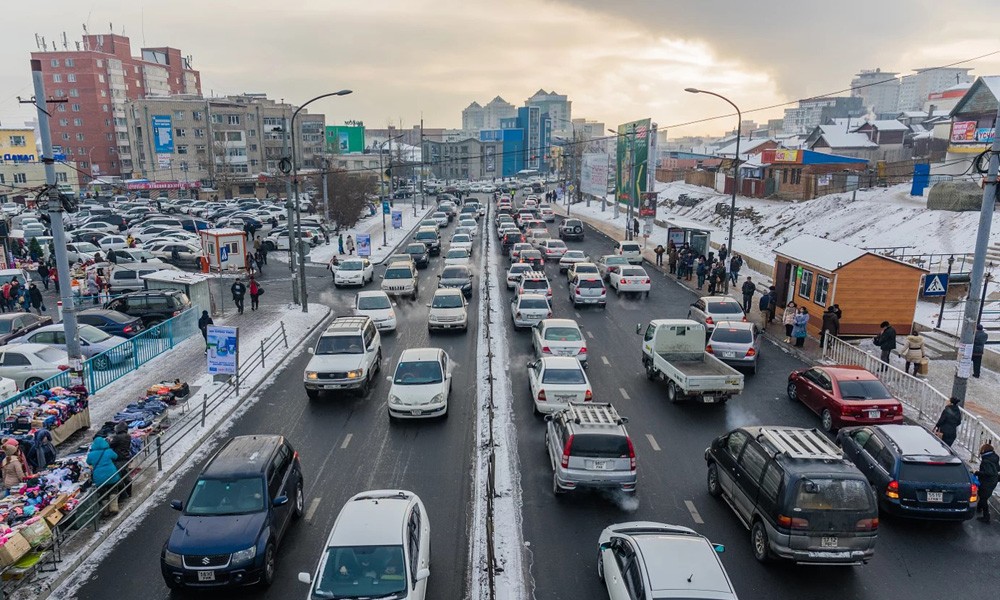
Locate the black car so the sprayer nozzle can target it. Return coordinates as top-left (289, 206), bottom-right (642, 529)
top-left (838, 424), bottom-right (977, 521)
top-left (77, 308), bottom-right (146, 338)
top-left (161, 435), bottom-right (303, 590)
top-left (413, 229), bottom-right (441, 256)
top-left (104, 290), bottom-right (192, 326)
top-left (403, 243), bottom-right (430, 269)
top-left (501, 231), bottom-right (526, 256)
top-left (438, 265), bottom-right (474, 298)
top-left (559, 218), bottom-right (585, 241)
top-left (0, 313), bottom-right (54, 345)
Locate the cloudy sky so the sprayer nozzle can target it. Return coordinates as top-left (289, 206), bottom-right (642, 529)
top-left (2, 0), bottom-right (999, 136)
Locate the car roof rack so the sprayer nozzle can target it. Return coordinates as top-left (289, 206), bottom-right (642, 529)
top-left (328, 316), bottom-right (370, 330)
top-left (567, 402), bottom-right (627, 427)
top-left (756, 427), bottom-right (840, 460)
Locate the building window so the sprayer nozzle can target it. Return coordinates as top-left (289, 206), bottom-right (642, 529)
top-left (100, 90), bottom-right (107, 97)
top-left (72, 104), bottom-right (81, 112)
top-left (226, 131), bottom-right (242, 142)
top-left (69, 89), bottom-right (79, 97)
top-left (814, 275), bottom-right (830, 305)
top-left (177, 145), bottom-right (189, 155)
top-left (67, 74), bottom-right (76, 82)
top-left (13, 173), bottom-right (27, 184)
top-left (791, 169), bottom-right (802, 185)
top-left (106, 133), bottom-right (113, 140)
top-left (781, 169), bottom-right (788, 184)
top-left (211, 114), bottom-right (222, 124)
top-left (76, 133), bottom-right (85, 141)
top-left (174, 111), bottom-right (185, 121)
top-left (105, 119), bottom-right (111, 126)
top-left (194, 128), bottom-right (205, 138)
top-left (248, 129), bottom-right (256, 138)
top-left (50, 59), bottom-right (59, 67)
top-left (73, 118), bottom-right (83, 126)
top-left (0, 175), bottom-right (5, 184)
top-left (102, 105), bottom-right (109, 112)
top-left (175, 128), bottom-right (186, 138)
top-left (57, 105), bottom-right (66, 112)
top-left (798, 268), bottom-right (814, 299)
top-left (250, 144), bottom-right (258, 152)
top-left (196, 145), bottom-right (206, 154)
top-left (56, 172), bottom-right (68, 183)
top-left (59, 119), bottom-right (69, 127)
top-left (52, 74), bottom-right (62, 83)
top-left (54, 89), bottom-right (65, 98)
top-left (96, 59), bottom-right (103, 67)
top-left (227, 115), bottom-right (241, 125)
top-left (61, 133), bottom-right (70, 140)
top-left (193, 111), bottom-right (203, 121)
top-left (98, 74), bottom-right (105, 83)
top-left (250, 159), bottom-right (259, 167)
top-left (65, 58), bottom-right (74, 67)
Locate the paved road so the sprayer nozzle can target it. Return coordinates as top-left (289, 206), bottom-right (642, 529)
top-left (71, 215), bottom-right (481, 599)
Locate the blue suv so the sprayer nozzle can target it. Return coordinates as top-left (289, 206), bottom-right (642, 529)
top-left (160, 435), bottom-right (304, 589)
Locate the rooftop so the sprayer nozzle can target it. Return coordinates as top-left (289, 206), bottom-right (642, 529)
top-left (774, 234), bottom-right (867, 271)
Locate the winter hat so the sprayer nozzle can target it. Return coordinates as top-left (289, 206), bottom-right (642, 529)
top-left (114, 422), bottom-right (128, 434)
top-left (977, 324), bottom-right (984, 331)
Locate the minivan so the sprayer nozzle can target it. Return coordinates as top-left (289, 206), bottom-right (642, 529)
top-left (107, 263), bottom-right (176, 293)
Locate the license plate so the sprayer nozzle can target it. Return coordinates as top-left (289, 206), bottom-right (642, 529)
top-left (927, 491), bottom-right (944, 502)
top-left (821, 536), bottom-right (838, 548)
top-left (411, 409), bottom-right (422, 416)
top-left (866, 410), bottom-right (880, 419)
top-left (722, 351), bottom-right (736, 358)
top-left (589, 460), bottom-right (607, 470)
top-left (703, 395), bottom-right (715, 403)
top-left (323, 384), bottom-right (342, 389)
top-left (197, 571), bottom-right (216, 582)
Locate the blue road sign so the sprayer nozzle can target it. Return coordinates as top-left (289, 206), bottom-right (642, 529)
top-left (923, 273), bottom-right (948, 297)
top-left (382, 200), bottom-right (391, 215)
top-left (220, 246), bottom-right (229, 263)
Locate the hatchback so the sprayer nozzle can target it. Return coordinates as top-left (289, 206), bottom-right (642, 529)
top-left (388, 348), bottom-right (452, 418)
top-left (614, 240), bottom-right (643, 264)
top-left (787, 366), bottom-right (904, 432)
top-left (510, 293), bottom-right (552, 328)
top-left (569, 275), bottom-right (607, 308)
top-left (708, 321), bottom-right (761, 374)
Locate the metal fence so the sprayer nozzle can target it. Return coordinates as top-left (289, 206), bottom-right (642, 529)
top-left (822, 335), bottom-right (998, 462)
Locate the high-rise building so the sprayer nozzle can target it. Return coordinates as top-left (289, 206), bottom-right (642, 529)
top-left (30, 33), bottom-right (201, 183)
top-left (461, 101), bottom-right (484, 130)
top-left (525, 90), bottom-right (571, 136)
top-left (781, 97), bottom-right (865, 135)
top-left (850, 68), bottom-right (900, 117)
top-left (898, 67), bottom-right (974, 112)
top-left (482, 97), bottom-right (516, 130)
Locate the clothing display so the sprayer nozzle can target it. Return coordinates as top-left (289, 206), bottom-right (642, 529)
top-left (1, 387), bottom-right (90, 447)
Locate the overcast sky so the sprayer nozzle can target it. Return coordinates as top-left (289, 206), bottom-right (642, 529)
top-left (2, 0), bottom-right (999, 137)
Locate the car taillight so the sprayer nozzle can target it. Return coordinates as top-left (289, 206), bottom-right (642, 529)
top-left (547, 311), bottom-right (552, 317)
top-left (777, 514), bottom-right (810, 529)
top-left (600, 289), bottom-right (606, 295)
top-left (705, 316), bottom-right (714, 325)
top-left (741, 316), bottom-right (747, 322)
top-left (541, 346), bottom-right (551, 354)
top-left (855, 517), bottom-right (879, 531)
top-left (123, 325), bottom-right (133, 334)
top-left (626, 437), bottom-right (636, 470)
top-left (584, 389), bottom-right (593, 401)
top-left (644, 278), bottom-right (651, 284)
top-left (886, 480), bottom-right (900, 499)
top-left (705, 345), bottom-right (713, 354)
top-left (57, 365), bottom-right (70, 371)
top-left (620, 278), bottom-right (627, 284)
top-left (293, 451), bottom-right (300, 462)
top-left (578, 347), bottom-right (587, 354)
top-left (537, 389), bottom-right (546, 401)
top-left (561, 434), bottom-right (574, 468)
top-left (970, 483), bottom-right (979, 503)
top-left (575, 288), bottom-right (581, 295)
top-left (173, 311), bottom-right (181, 316)
top-left (746, 348), bottom-right (756, 357)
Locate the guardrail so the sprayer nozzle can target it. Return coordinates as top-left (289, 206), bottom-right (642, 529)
top-left (822, 335), bottom-right (998, 462)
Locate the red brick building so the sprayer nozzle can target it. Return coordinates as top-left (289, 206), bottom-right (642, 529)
top-left (30, 34), bottom-right (201, 185)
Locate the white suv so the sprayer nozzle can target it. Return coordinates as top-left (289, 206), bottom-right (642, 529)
top-left (427, 288), bottom-right (468, 332)
top-left (382, 261), bottom-right (419, 300)
top-left (388, 348), bottom-right (452, 419)
top-left (303, 316), bottom-right (382, 399)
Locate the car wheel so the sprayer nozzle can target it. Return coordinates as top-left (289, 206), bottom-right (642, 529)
top-left (356, 373), bottom-right (371, 397)
top-left (93, 355), bottom-right (112, 371)
top-left (260, 542), bottom-right (276, 588)
top-left (751, 521), bottom-right (772, 563)
top-left (597, 551), bottom-right (605, 581)
top-left (667, 380), bottom-right (679, 403)
top-left (821, 408), bottom-right (836, 432)
top-left (24, 377), bottom-right (42, 389)
top-left (644, 361), bottom-right (656, 380)
top-left (707, 463), bottom-right (722, 498)
top-left (306, 389), bottom-right (319, 400)
top-left (292, 481), bottom-right (304, 519)
top-left (552, 473), bottom-right (565, 496)
top-left (786, 381), bottom-right (798, 401)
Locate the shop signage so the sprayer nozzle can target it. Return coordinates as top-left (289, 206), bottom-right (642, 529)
top-left (975, 128), bottom-right (995, 144)
top-left (950, 121), bottom-right (978, 142)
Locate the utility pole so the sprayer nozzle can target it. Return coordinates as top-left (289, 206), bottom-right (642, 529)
top-left (419, 118), bottom-right (425, 210)
top-left (282, 115), bottom-right (299, 305)
top-left (951, 106), bottom-right (1000, 403)
top-left (321, 157), bottom-right (330, 223)
top-left (28, 59), bottom-right (82, 361)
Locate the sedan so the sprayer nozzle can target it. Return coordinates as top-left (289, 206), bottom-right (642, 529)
top-left (596, 255), bottom-right (630, 280)
top-left (114, 248), bottom-right (158, 264)
top-left (688, 296), bottom-right (746, 333)
top-left (510, 243), bottom-right (533, 263)
top-left (97, 234), bottom-right (130, 252)
top-left (431, 212), bottom-right (449, 227)
top-left (787, 365), bottom-right (904, 432)
top-left (66, 242), bottom-right (102, 263)
top-left (532, 318), bottom-right (587, 365)
top-left (403, 243), bottom-right (431, 269)
top-left (77, 307), bottom-right (146, 338)
top-left (388, 348), bottom-right (452, 419)
top-left (520, 249), bottom-right (544, 270)
top-left (0, 344), bottom-right (69, 389)
top-left (147, 242), bottom-right (202, 268)
top-left (9, 324), bottom-right (129, 370)
top-left (538, 239), bottom-right (568, 261)
top-left (567, 262), bottom-right (600, 281)
top-left (610, 265), bottom-right (652, 297)
top-left (355, 291), bottom-right (397, 332)
top-left (450, 234), bottom-right (473, 254)
top-left (707, 321), bottom-right (761, 374)
top-left (506, 263), bottom-right (533, 290)
top-left (0, 313), bottom-right (54, 345)
top-left (334, 258), bottom-right (375, 288)
top-left (443, 248), bottom-right (471, 266)
top-left (569, 275), bottom-right (607, 308)
top-left (511, 293), bottom-right (551, 329)
top-left (527, 356), bottom-right (592, 414)
top-left (558, 250), bottom-right (588, 273)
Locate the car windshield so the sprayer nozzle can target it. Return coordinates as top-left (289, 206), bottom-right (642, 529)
top-left (575, 265), bottom-right (599, 273)
top-left (442, 267), bottom-right (469, 280)
top-left (899, 462), bottom-right (969, 484)
top-left (571, 434), bottom-right (630, 459)
top-left (544, 327), bottom-right (582, 342)
top-left (707, 301), bottom-right (744, 315)
top-left (522, 280), bottom-right (548, 291)
top-left (80, 325), bottom-right (113, 343)
top-left (313, 545), bottom-right (407, 598)
top-left (621, 244), bottom-right (640, 252)
top-left (446, 250), bottom-right (468, 258)
top-left (315, 335), bottom-right (365, 355)
top-left (453, 235), bottom-right (471, 243)
top-left (340, 260), bottom-right (364, 271)
top-left (711, 328), bottom-right (753, 343)
top-left (405, 245), bottom-right (426, 255)
top-left (606, 257), bottom-right (628, 265)
top-left (185, 477), bottom-right (266, 516)
top-left (384, 268), bottom-right (413, 279)
top-left (794, 478), bottom-right (873, 511)
top-left (432, 293), bottom-right (464, 308)
top-left (519, 298), bottom-right (549, 309)
top-left (510, 266), bottom-right (530, 275)
top-left (541, 367), bottom-right (586, 384)
top-left (837, 379), bottom-right (892, 400)
top-left (563, 251), bottom-right (585, 259)
top-left (415, 233), bottom-right (435, 241)
top-left (357, 295), bottom-right (391, 310)
top-left (394, 360), bottom-right (444, 385)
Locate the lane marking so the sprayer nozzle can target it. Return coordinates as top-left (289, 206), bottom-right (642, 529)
top-left (586, 331), bottom-right (594, 339)
top-left (685, 500), bottom-right (705, 524)
top-left (645, 434), bottom-right (661, 452)
top-left (341, 433), bottom-right (353, 449)
top-left (619, 387), bottom-right (630, 400)
top-left (575, 312), bottom-right (582, 318)
top-left (305, 497), bottom-right (322, 522)
top-left (601, 356), bottom-right (610, 365)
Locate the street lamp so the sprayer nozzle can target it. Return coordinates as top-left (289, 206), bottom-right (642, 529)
top-left (685, 87), bottom-right (741, 292)
top-left (290, 89), bottom-right (353, 312)
top-left (376, 134), bottom-right (405, 247)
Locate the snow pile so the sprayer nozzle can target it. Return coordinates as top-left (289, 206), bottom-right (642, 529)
top-left (306, 203), bottom-right (435, 265)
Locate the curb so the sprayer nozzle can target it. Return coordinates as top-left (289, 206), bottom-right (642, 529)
top-left (307, 197), bottom-right (436, 268)
top-left (36, 306), bottom-right (334, 600)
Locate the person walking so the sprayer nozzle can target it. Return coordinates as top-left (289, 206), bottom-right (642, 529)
top-left (338, 233), bottom-right (345, 255)
top-left (902, 330), bottom-right (926, 376)
top-left (782, 301), bottom-right (799, 343)
top-left (792, 307), bottom-right (809, 347)
top-left (198, 310), bottom-right (213, 352)
top-left (653, 244), bottom-right (665, 267)
top-left (253, 236), bottom-right (262, 255)
top-left (632, 218), bottom-right (640, 239)
top-left (667, 245), bottom-right (678, 275)
top-left (249, 276), bottom-right (263, 311)
top-left (873, 321), bottom-right (897, 370)
top-left (820, 305), bottom-right (840, 348)
top-left (741, 277), bottom-right (756, 314)
top-left (718, 243), bottom-right (728, 264)
top-left (231, 278), bottom-right (247, 314)
top-left (247, 252), bottom-right (258, 276)
top-left (934, 397), bottom-right (962, 447)
top-left (258, 243), bottom-right (268, 265)
top-left (86, 436), bottom-right (121, 515)
top-left (99, 284), bottom-right (112, 306)
top-left (695, 258), bottom-right (707, 290)
top-left (973, 324), bottom-right (988, 378)
top-left (728, 254), bottom-right (743, 285)
top-left (975, 443), bottom-right (999, 523)
top-left (37, 262), bottom-right (49, 291)
top-left (27, 283), bottom-right (43, 315)
top-left (758, 286), bottom-right (776, 329)
top-left (346, 235), bottom-right (355, 255)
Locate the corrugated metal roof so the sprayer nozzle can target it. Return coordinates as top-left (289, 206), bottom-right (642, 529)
top-left (774, 235), bottom-right (867, 272)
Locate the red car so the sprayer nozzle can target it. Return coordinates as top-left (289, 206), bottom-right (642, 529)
top-left (786, 365), bottom-right (904, 432)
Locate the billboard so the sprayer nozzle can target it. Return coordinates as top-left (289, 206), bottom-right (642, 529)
top-left (484, 146), bottom-right (496, 173)
top-left (206, 325), bottom-right (238, 375)
top-left (357, 233), bottom-right (372, 257)
top-left (325, 125), bottom-right (365, 153)
top-left (581, 153), bottom-right (610, 197)
top-left (152, 115), bottom-right (174, 153)
top-left (615, 118), bottom-right (652, 207)
top-left (951, 121), bottom-right (978, 143)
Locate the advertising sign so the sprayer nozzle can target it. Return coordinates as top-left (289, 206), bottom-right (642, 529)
top-left (639, 191), bottom-right (658, 218)
top-left (484, 146), bottom-right (496, 173)
top-left (157, 154), bottom-right (172, 169)
top-left (772, 149), bottom-right (801, 163)
top-left (124, 181), bottom-right (201, 191)
top-left (338, 132), bottom-right (349, 152)
top-left (357, 233), bottom-right (372, 257)
top-left (206, 325), bottom-right (238, 375)
top-left (325, 125), bottom-right (365, 153)
top-left (581, 153), bottom-right (610, 197)
top-left (152, 115), bottom-right (174, 153)
top-left (615, 118), bottom-right (651, 207)
top-left (391, 211), bottom-right (402, 229)
top-left (382, 200), bottom-right (391, 215)
top-left (951, 121), bottom-right (978, 142)
top-left (975, 128), bottom-right (995, 144)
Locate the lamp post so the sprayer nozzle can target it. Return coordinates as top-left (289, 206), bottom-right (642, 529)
top-left (685, 88), bottom-right (741, 292)
top-left (376, 134), bottom-right (404, 247)
top-left (289, 89), bottom-right (352, 312)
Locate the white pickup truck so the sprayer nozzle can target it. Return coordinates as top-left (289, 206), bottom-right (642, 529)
top-left (638, 319), bottom-right (744, 403)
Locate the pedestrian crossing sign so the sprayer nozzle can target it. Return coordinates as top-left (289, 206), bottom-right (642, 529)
top-left (923, 273), bottom-right (948, 297)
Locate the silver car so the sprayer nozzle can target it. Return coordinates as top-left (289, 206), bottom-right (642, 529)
top-left (707, 321), bottom-right (761, 374)
top-left (688, 296), bottom-right (747, 334)
top-left (510, 293), bottom-right (551, 329)
top-left (568, 275), bottom-right (607, 308)
top-left (9, 324), bottom-right (131, 371)
top-left (545, 402), bottom-right (636, 495)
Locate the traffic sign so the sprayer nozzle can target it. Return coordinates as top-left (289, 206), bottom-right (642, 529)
top-left (382, 200), bottom-right (391, 215)
top-left (220, 246), bottom-right (229, 263)
top-left (923, 273), bottom-right (948, 296)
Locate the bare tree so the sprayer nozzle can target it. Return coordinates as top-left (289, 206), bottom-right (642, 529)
top-left (212, 141), bottom-right (237, 199)
top-left (323, 168), bottom-right (375, 230)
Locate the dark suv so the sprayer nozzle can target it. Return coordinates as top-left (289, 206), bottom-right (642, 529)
top-left (705, 426), bottom-right (878, 565)
top-left (104, 289), bottom-right (191, 326)
top-left (161, 435), bottom-right (304, 590)
top-left (838, 424), bottom-right (977, 521)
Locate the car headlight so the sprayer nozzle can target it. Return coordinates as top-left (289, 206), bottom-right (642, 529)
top-left (163, 549), bottom-right (183, 568)
top-left (231, 545), bottom-right (256, 566)
top-left (346, 369), bottom-right (362, 379)
top-left (430, 393), bottom-right (444, 405)
top-left (389, 394), bottom-right (403, 406)
top-left (388, 311), bottom-right (396, 320)
top-left (305, 371), bottom-right (318, 380)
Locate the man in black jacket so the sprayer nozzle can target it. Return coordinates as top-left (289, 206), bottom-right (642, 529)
top-left (741, 277), bottom-right (755, 314)
top-left (976, 443), bottom-right (999, 523)
top-left (934, 397), bottom-right (962, 447)
top-left (820, 306), bottom-right (840, 348)
top-left (973, 324), bottom-right (989, 378)
top-left (874, 321), bottom-right (897, 370)
top-left (231, 279), bottom-right (247, 315)
top-left (198, 310), bottom-right (213, 352)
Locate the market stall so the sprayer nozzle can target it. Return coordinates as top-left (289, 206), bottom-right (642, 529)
top-left (1, 387), bottom-right (91, 447)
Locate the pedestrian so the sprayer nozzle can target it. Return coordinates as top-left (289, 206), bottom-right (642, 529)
top-left (338, 233), bottom-right (345, 255)
top-left (667, 245), bottom-right (678, 275)
top-left (86, 436), bottom-right (121, 515)
top-left (87, 274), bottom-right (100, 305)
top-left (684, 251), bottom-right (695, 281)
top-left (653, 244), bottom-right (665, 267)
top-left (741, 277), bottom-right (756, 314)
top-left (37, 262), bottom-right (50, 291)
top-left (198, 310), bottom-right (213, 350)
top-left (729, 254), bottom-right (743, 285)
top-left (758, 286), bottom-right (776, 329)
top-left (125, 234), bottom-right (134, 248)
top-left (832, 304), bottom-right (842, 320)
top-left (820, 305), bottom-right (840, 348)
top-left (255, 249), bottom-right (266, 270)
top-left (249, 276), bottom-right (263, 311)
top-left (792, 306), bottom-right (809, 348)
top-left (2, 444), bottom-right (25, 494)
top-left (873, 321), bottom-right (897, 370)
top-left (933, 397), bottom-right (962, 447)
top-left (903, 330), bottom-right (926, 376)
top-left (632, 218), bottom-right (640, 238)
top-left (231, 278), bottom-right (247, 315)
top-left (975, 443), bottom-right (999, 523)
top-left (27, 283), bottom-right (43, 315)
top-left (107, 421), bottom-right (133, 499)
top-left (695, 258), bottom-right (707, 290)
top-left (782, 301), bottom-right (798, 342)
top-left (106, 248), bottom-right (117, 264)
top-left (973, 324), bottom-right (988, 378)
top-left (718, 243), bottom-right (728, 264)
top-left (246, 253), bottom-right (257, 276)
top-left (258, 243), bottom-right (268, 265)
top-left (27, 427), bottom-right (55, 472)
top-left (18, 287), bottom-right (30, 313)
top-left (99, 284), bottom-right (111, 306)
top-left (0, 282), bottom-right (9, 314)
top-left (346, 235), bottom-right (355, 255)
top-left (8, 279), bottom-right (20, 311)
top-left (707, 264), bottom-right (719, 295)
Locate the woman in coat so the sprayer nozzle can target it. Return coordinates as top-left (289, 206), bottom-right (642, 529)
top-left (975, 443), bottom-right (999, 523)
top-left (903, 332), bottom-right (926, 376)
top-left (934, 397), bottom-right (962, 447)
top-left (249, 276), bottom-right (262, 311)
top-left (1, 444), bottom-right (25, 492)
top-left (792, 307), bottom-right (809, 348)
top-left (86, 436), bottom-right (121, 513)
top-left (345, 235), bottom-right (355, 255)
top-left (782, 301), bottom-right (798, 343)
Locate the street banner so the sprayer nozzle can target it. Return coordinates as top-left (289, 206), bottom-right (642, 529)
top-left (581, 153), bottom-right (610, 197)
top-left (152, 115), bottom-right (174, 153)
top-left (206, 325), bottom-right (239, 375)
top-left (484, 146), bottom-right (496, 173)
top-left (392, 211), bottom-right (402, 229)
top-left (357, 234), bottom-right (372, 256)
top-left (615, 118), bottom-right (652, 207)
top-left (639, 191), bottom-right (658, 218)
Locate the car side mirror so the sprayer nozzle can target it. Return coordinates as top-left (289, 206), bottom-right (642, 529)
top-left (307, 347), bottom-right (314, 354)
top-left (273, 495), bottom-right (289, 507)
top-left (544, 414), bottom-right (554, 422)
top-left (298, 572), bottom-right (312, 585)
top-left (713, 543), bottom-right (725, 553)
top-left (416, 568), bottom-right (430, 582)
top-left (170, 500), bottom-right (183, 511)
top-left (426, 303), bottom-right (432, 307)
top-left (599, 541), bottom-right (612, 551)
top-left (635, 323), bottom-right (642, 335)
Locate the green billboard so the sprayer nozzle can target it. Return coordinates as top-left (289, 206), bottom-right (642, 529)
top-left (326, 125), bottom-right (365, 154)
top-left (614, 118), bottom-right (651, 207)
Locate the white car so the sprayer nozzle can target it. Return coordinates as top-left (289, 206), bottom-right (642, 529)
top-left (443, 248), bottom-right (471, 266)
top-left (532, 318), bottom-right (587, 365)
top-left (427, 288), bottom-right (468, 332)
top-left (510, 293), bottom-right (551, 328)
top-left (614, 240), bottom-right (644, 264)
top-left (96, 235), bottom-right (130, 252)
top-left (558, 250), bottom-right (588, 273)
top-left (334, 258), bottom-right (375, 288)
top-left (526, 228), bottom-right (549, 248)
top-left (567, 262), bottom-right (601, 280)
top-left (458, 218), bottom-right (478, 231)
top-left (610, 265), bottom-right (652, 297)
top-left (0, 344), bottom-right (69, 390)
top-left (538, 239), bottom-right (568, 261)
top-left (355, 291), bottom-right (397, 332)
top-left (431, 212), bottom-right (449, 227)
top-left (455, 226), bottom-right (476, 240)
top-left (539, 205), bottom-right (555, 222)
top-left (527, 356), bottom-right (593, 414)
top-left (298, 490), bottom-right (431, 598)
top-left (419, 219), bottom-right (441, 232)
top-left (388, 348), bottom-right (452, 419)
top-left (596, 255), bottom-right (631, 280)
top-left (381, 261), bottom-right (419, 300)
top-left (598, 522), bottom-right (738, 600)
top-left (450, 234), bottom-right (473, 254)
top-left (506, 263), bottom-right (533, 289)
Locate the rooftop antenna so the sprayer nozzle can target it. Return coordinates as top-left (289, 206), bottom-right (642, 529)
top-left (109, 22), bottom-right (113, 33)
top-left (34, 34), bottom-right (41, 50)
top-left (62, 32), bottom-right (68, 49)
top-left (75, 42), bottom-right (80, 51)
top-left (40, 36), bottom-right (46, 51)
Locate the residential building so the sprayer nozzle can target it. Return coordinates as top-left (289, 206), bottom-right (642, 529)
top-left (851, 68), bottom-right (901, 117)
top-left (803, 125), bottom-right (879, 161)
top-left (0, 127), bottom-right (80, 200)
top-left (30, 33), bottom-right (201, 184)
top-left (461, 101), bottom-right (484, 130)
top-left (513, 105), bottom-right (551, 172)
top-left (483, 97), bottom-right (517, 130)
top-left (782, 97), bottom-right (865, 135)
top-left (898, 67), bottom-right (973, 112)
top-left (525, 89), bottom-right (571, 137)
